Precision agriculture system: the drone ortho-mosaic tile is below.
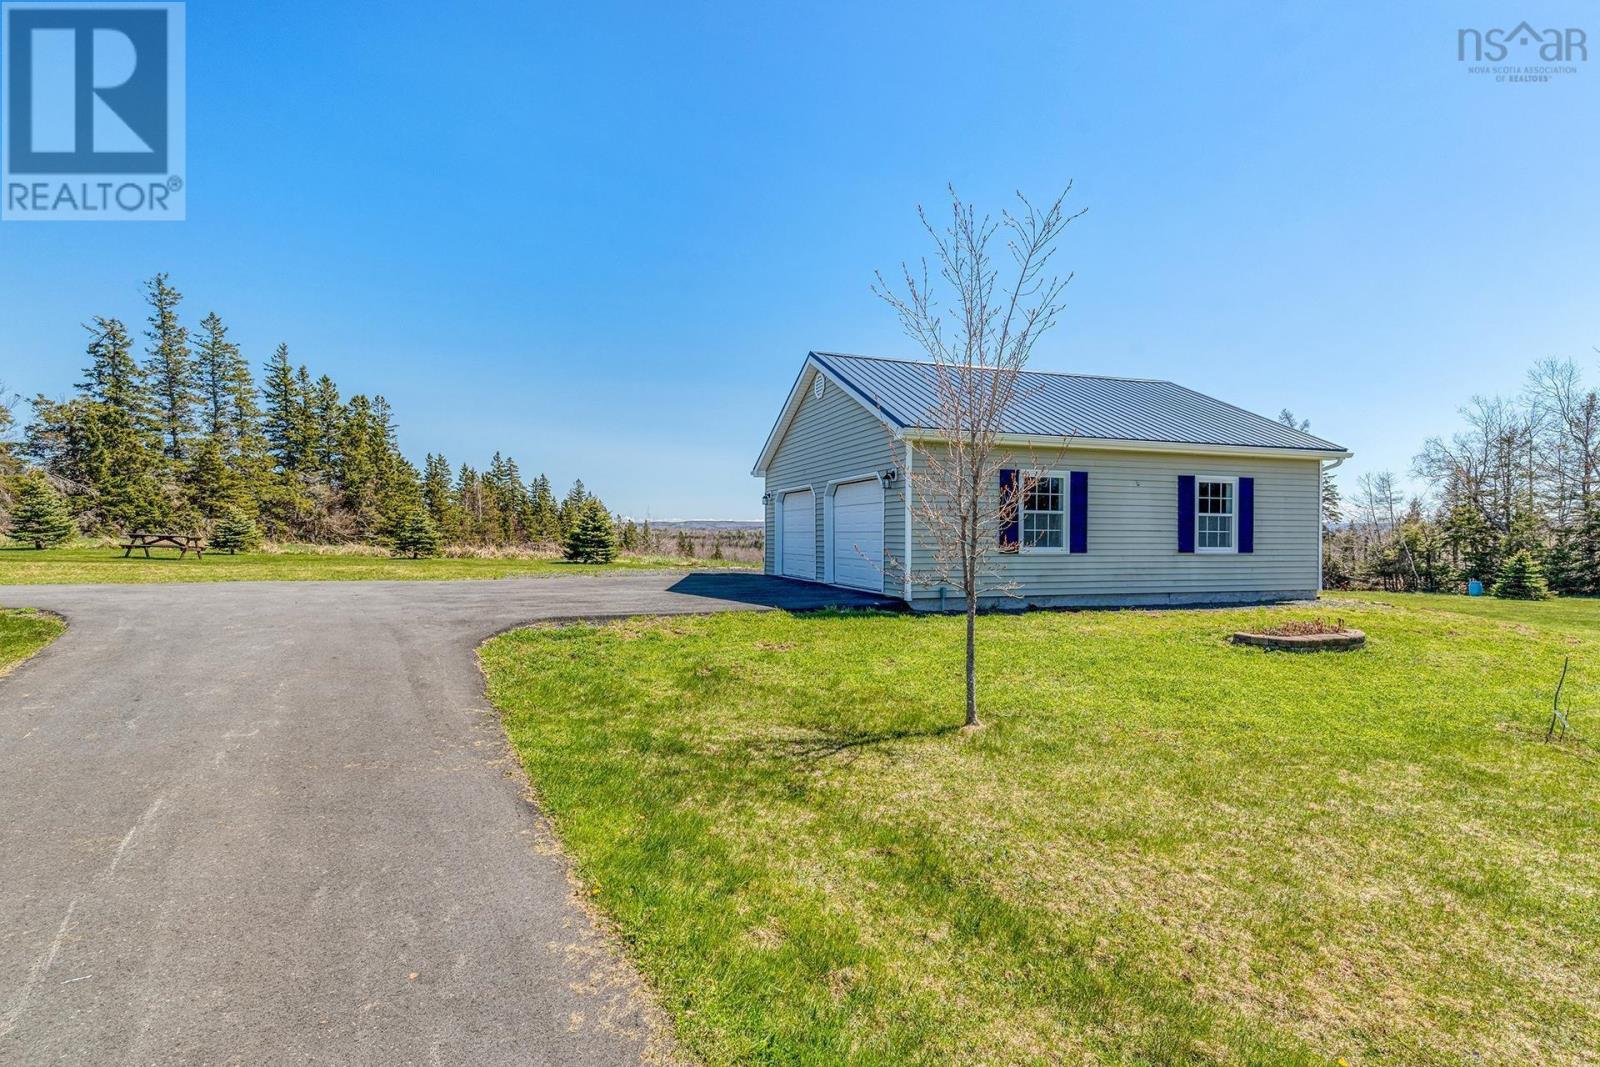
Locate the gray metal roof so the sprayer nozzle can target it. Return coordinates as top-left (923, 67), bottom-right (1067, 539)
top-left (811, 351), bottom-right (1347, 453)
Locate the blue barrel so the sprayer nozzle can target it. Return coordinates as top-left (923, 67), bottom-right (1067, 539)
top-left (1467, 579), bottom-right (1484, 596)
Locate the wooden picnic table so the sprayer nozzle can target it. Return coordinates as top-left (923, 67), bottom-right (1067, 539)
top-left (121, 531), bottom-right (206, 559)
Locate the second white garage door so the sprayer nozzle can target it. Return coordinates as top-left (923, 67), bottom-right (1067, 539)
top-left (831, 479), bottom-right (884, 592)
top-left (780, 489), bottom-right (816, 580)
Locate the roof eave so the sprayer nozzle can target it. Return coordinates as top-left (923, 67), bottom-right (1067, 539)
top-left (901, 429), bottom-right (1352, 461)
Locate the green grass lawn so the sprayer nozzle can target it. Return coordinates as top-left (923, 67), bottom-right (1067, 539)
top-left (481, 594), bottom-right (1599, 1066)
top-left (0, 544), bottom-right (755, 584)
top-left (1335, 588), bottom-right (1600, 636)
top-left (0, 607), bottom-right (66, 674)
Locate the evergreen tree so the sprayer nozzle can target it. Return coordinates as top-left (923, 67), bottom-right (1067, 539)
top-left (675, 529), bottom-right (695, 557)
top-left (262, 344), bottom-right (307, 472)
top-left (143, 273), bottom-right (196, 459)
top-left (619, 519), bottom-right (639, 552)
top-left (454, 463), bottom-right (488, 543)
top-left (1321, 473), bottom-right (1343, 530)
top-left (193, 312), bottom-right (240, 440)
top-left (225, 342), bottom-right (264, 444)
top-left (9, 472), bottom-right (75, 548)
top-left (310, 375), bottom-right (343, 472)
top-left (529, 473), bottom-right (560, 543)
top-left (335, 394), bottom-right (382, 533)
top-left (1491, 550), bottom-right (1551, 600)
top-left (186, 436), bottom-right (247, 520)
top-left (295, 366), bottom-right (323, 475)
top-left (1441, 503), bottom-right (1499, 586)
top-left (563, 497), bottom-right (616, 563)
top-left (559, 479), bottom-right (588, 536)
top-left (1571, 497), bottom-right (1600, 595)
top-left (485, 452), bottom-right (527, 542)
top-left (390, 507), bottom-right (439, 559)
top-left (80, 316), bottom-right (148, 417)
top-left (31, 320), bottom-right (169, 531)
top-left (210, 510), bottom-right (262, 553)
top-left (421, 453), bottom-right (461, 541)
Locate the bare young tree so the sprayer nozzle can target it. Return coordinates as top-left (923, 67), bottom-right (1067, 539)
top-left (874, 185), bottom-right (1083, 728)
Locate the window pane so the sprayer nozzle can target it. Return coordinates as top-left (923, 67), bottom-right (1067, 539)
top-left (1024, 475), bottom-right (1062, 513)
top-left (1021, 476), bottom-right (1065, 549)
top-left (1198, 480), bottom-right (1232, 516)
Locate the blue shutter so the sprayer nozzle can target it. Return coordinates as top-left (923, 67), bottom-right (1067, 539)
top-left (1069, 471), bottom-right (1088, 553)
top-left (1177, 475), bottom-right (1196, 553)
top-left (999, 469), bottom-right (1019, 552)
top-left (1238, 477), bottom-right (1254, 553)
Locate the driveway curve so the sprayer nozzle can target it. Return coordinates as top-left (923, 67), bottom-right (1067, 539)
top-left (0, 572), bottom-right (893, 1065)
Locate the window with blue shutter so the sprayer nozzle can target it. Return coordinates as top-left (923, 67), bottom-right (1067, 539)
top-left (999, 469), bottom-right (1019, 552)
top-left (1177, 475), bottom-right (1196, 553)
top-left (1238, 477), bottom-right (1254, 553)
top-left (1069, 471), bottom-right (1088, 553)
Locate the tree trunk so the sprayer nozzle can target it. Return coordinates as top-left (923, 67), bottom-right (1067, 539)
top-left (965, 596), bottom-right (978, 727)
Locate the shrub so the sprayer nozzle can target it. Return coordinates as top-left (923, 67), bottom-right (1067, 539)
top-left (8, 472), bottom-right (75, 549)
top-left (210, 511), bottom-right (262, 554)
top-left (1491, 550), bottom-right (1551, 600)
top-left (563, 499), bottom-right (617, 563)
top-left (390, 509), bottom-right (440, 559)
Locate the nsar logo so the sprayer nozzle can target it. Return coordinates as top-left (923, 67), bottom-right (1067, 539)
top-left (1457, 21), bottom-right (1587, 84)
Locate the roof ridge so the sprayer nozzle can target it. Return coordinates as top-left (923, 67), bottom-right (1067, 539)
top-left (811, 350), bottom-right (1168, 385)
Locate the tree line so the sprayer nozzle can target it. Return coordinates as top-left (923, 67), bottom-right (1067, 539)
top-left (1, 273), bottom-right (622, 554)
top-left (1320, 352), bottom-right (1600, 597)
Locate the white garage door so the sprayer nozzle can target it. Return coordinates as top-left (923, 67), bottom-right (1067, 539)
top-left (780, 490), bottom-right (816, 580)
top-left (831, 479), bottom-right (884, 593)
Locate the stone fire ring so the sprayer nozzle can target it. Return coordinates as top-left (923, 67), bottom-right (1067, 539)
top-left (1230, 629), bottom-right (1366, 652)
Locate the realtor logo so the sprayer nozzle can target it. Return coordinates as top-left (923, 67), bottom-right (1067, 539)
top-left (2, 2), bottom-right (185, 220)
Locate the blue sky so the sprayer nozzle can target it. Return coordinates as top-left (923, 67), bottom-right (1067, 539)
top-left (2, 0), bottom-right (1596, 519)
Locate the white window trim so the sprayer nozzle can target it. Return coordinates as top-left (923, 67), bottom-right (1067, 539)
top-left (822, 472), bottom-right (885, 585)
top-left (1192, 473), bottom-right (1239, 555)
top-left (1018, 469), bottom-right (1070, 555)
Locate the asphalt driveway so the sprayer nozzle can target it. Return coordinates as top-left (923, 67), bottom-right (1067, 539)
top-left (0, 573), bottom-right (893, 1065)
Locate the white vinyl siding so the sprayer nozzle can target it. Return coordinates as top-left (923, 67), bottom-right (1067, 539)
top-left (762, 369), bottom-right (904, 596)
top-left (907, 445), bottom-right (1320, 607)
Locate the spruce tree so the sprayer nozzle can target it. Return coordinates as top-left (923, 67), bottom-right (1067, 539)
top-left (529, 473), bottom-right (560, 543)
top-left (210, 510), bottom-right (261, 554)
top-left (421, 453), bottom-right (460, 540)
top-left (563, 498), bottom-right (617, 563)
top-left (186, 436), bottom-right (246, 520)
top-left (390, 508), bottom-right (439, 559)
top-left (294, 366), bottom-right (324, 477)
top-left (1572, 497), bottom-right (1600, 595)
top-left (143, 273), bottom-right (196, 459)
top-left (262, 347), bottom-right (302, 470)
top-left (559, 479), bottom-right (588, 537)
top-left (193, 311), bottom-right (239, 440)
top-left (1491, 550), bottom-right (1551, 600)
top-left (81, 316), bottom-right (148, 417)
top-left (9, 472), bottom-right (75, 548)
top-left (454, 463), bottom-right (486, 543)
